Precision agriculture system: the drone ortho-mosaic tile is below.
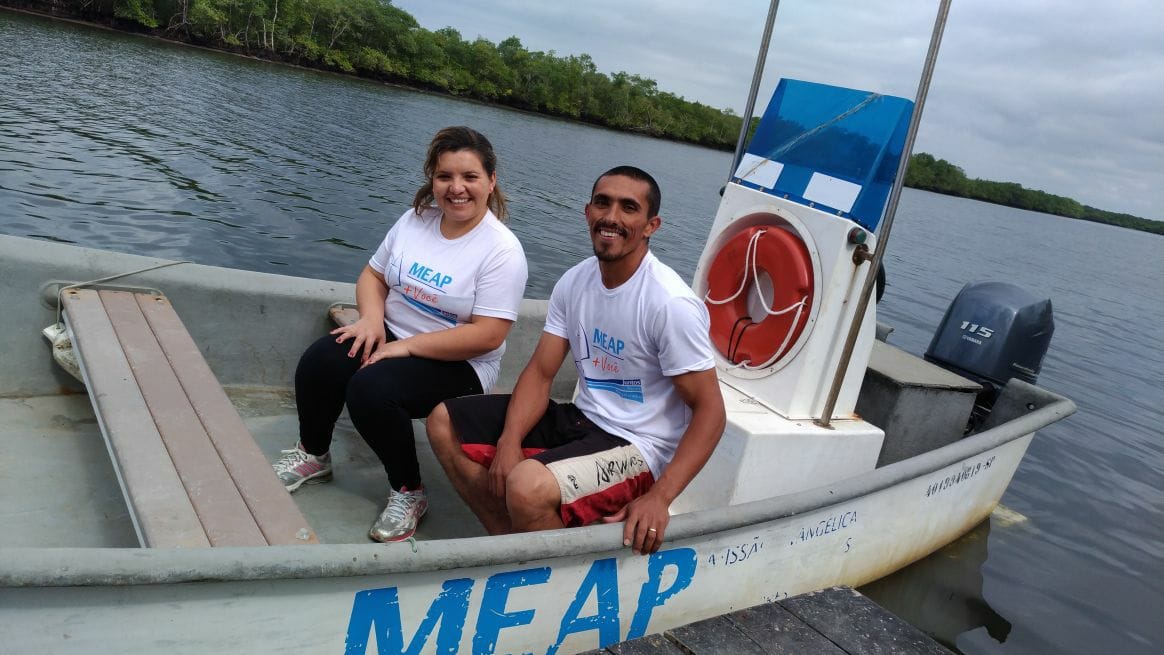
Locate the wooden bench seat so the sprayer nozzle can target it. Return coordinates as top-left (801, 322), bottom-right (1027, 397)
top-left (62, 289), bottom-right (318, 548)
top-left (329, 304), bottom-right (360, 328)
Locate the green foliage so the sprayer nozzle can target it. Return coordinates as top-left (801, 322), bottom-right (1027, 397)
top-left (1077, 205), bottom-right (1164, 235)
top-left (27, 0), bottom-right (742, 147)
top-left (904, 152), bottom-right (969, 194)
top-left (906, 153), bottom-right (1162, 235)
top-left (114, 0), bottom-right (159, 28)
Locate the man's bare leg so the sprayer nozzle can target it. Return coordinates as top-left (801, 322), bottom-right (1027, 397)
top-left (426, 403), bottom-right (512, 535)
top-left (506, 459), bottom-right (565, 532)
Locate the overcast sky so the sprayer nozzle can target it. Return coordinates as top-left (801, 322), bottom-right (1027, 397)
top-left (393, 0), bottom-right (1162, 220)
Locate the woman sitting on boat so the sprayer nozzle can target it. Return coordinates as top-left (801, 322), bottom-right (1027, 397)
top-left (272, 126), bottom-right (528, 543)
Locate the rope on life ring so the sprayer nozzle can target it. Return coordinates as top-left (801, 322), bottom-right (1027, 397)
top-left (703, 225), bottom-right (814, 369)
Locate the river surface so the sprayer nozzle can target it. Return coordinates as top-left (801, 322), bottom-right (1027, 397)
top-left (3, 10), bottom-right (1162, 653)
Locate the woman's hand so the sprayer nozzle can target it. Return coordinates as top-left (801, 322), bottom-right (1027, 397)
top-left (362, 340), bottom-right (412, 368)
top-left (330, 316), bottom-right (386, 363)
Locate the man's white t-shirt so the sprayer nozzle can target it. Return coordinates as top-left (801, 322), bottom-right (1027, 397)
top-left (369, 207), bottom-right (527, 392)
top-left (544, 251), bottom-right (715, 478)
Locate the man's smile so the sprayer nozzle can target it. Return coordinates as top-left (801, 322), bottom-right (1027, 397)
top-left (593, 221), bottom-right (627, 239)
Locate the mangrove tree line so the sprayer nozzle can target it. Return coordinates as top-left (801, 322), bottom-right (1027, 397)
top-left (11, 0), bottom-right (742, 147)
top-left (905, 153), bottom-right (1162, 235)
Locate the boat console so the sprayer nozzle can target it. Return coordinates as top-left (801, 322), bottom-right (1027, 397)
top-left (676, 80), bottom-right (917, 510)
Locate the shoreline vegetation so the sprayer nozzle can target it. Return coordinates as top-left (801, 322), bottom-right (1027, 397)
top-left (6, 1), bottom-right (1159, 235)
top-left (903, 155), bottom-right (1162, 235)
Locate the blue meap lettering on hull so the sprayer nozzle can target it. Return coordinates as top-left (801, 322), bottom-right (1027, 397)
top-left (627, 548), bottom-right (697, 640)
top-left (345, 578), bottom-right (473, 655)
top-left (345, 547), bottom-right (698, 654)
top-left (548, 557), bottom-right (620, 654)
top-left (473, 567), bottom-right (552, 654)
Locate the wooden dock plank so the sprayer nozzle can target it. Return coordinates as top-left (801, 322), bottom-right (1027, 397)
top-left (137, 293), bottom-right (318, 545)
top-left (725, 602), bottom-right (847, 654)
top-left (781, 587), bottom-right (953, 655)
top-left (100, 290), bottom-right (265, 547)
top-left (62, 289), bottom-right (209, 549)
top-left (575, 633), bottom-right (687, 654)
top-left (589, 587), bottom-right (950, 655)
top-left (666, 614), bottom-right (770, 654)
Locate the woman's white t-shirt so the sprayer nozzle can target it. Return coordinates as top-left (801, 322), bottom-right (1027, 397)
top-left (368, 207), bottom-right (527, 392)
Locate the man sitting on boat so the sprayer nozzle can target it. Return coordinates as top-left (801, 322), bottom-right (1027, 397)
top-left (427, 166), bottom-right (726, 554)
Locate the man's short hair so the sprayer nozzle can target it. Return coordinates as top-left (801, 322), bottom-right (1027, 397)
top-left (592, 166), bottom-right (662, 218)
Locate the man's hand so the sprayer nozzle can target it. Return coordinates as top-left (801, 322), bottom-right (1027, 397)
top-left (603, 490), bottom-right (670, 555)
top-left (602, 368), bottom-right (724, 555)
top-left (488, 333), bottom-right (570, 498)
top-left (488, 442), bottom-right (525, 498)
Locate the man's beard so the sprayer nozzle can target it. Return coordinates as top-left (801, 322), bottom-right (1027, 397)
top-left (591, 220), bottom-right (627, 261)
top-left (593, 245), bottom-right (620, 262)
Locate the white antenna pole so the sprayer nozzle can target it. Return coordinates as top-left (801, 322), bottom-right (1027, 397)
top-left (816, 0), bottom-right (954, 428)
top-left (729, 0), bottom-right (782, 180)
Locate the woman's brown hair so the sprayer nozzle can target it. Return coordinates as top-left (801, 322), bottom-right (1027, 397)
top-left (412, 126), bottom-right (508, 220)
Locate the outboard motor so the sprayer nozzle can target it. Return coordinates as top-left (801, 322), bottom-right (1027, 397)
top-left (925, 281), bottom-right (1054, 429)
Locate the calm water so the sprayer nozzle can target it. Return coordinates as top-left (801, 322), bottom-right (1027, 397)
top-left (3, 11), bottom-right (1162, 653)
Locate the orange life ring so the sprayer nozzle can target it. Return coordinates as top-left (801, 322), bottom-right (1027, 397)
top-left (704, 225), bottom-right (814, 368)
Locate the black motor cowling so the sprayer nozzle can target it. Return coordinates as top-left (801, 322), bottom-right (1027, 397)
top-left (925, 281), bottom-right (1054, 426)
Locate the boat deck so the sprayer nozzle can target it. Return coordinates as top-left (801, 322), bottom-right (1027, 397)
top-left (0, 388), bottom-right (485, 549)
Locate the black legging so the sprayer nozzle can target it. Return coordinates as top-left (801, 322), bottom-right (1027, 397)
top-left (294, 332), bottom-right (483, 490)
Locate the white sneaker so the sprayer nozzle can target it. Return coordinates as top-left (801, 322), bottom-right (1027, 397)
top-left (369, 486), bottom-right (428, 542)
top-left (272, 443), bottom-right (332, 492)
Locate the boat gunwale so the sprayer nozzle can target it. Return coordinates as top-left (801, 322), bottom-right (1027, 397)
top-left (1, 381), bottom-right (1073, 588)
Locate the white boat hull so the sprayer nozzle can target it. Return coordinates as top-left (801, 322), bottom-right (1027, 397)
top-left (0, 234), bottom-right (1073, 654)
top-left (3, 434), bottom-right (1035, 653)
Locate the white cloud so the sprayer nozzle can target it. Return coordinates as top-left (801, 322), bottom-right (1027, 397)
top-left (395, 0), bottom-right (1164, 219)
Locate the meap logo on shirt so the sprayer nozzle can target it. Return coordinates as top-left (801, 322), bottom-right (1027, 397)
top-left (397, 260), bottom-right (465, 325)
top-left (592, 328), bottom-right (625, 357)
top-left (583, 326), bottom-right (643, 403)
top-left (408, 261), bottom-right (453, 290)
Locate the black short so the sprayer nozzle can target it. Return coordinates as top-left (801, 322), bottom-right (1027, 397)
top-left (444, 394), bottom-right (630, 464)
